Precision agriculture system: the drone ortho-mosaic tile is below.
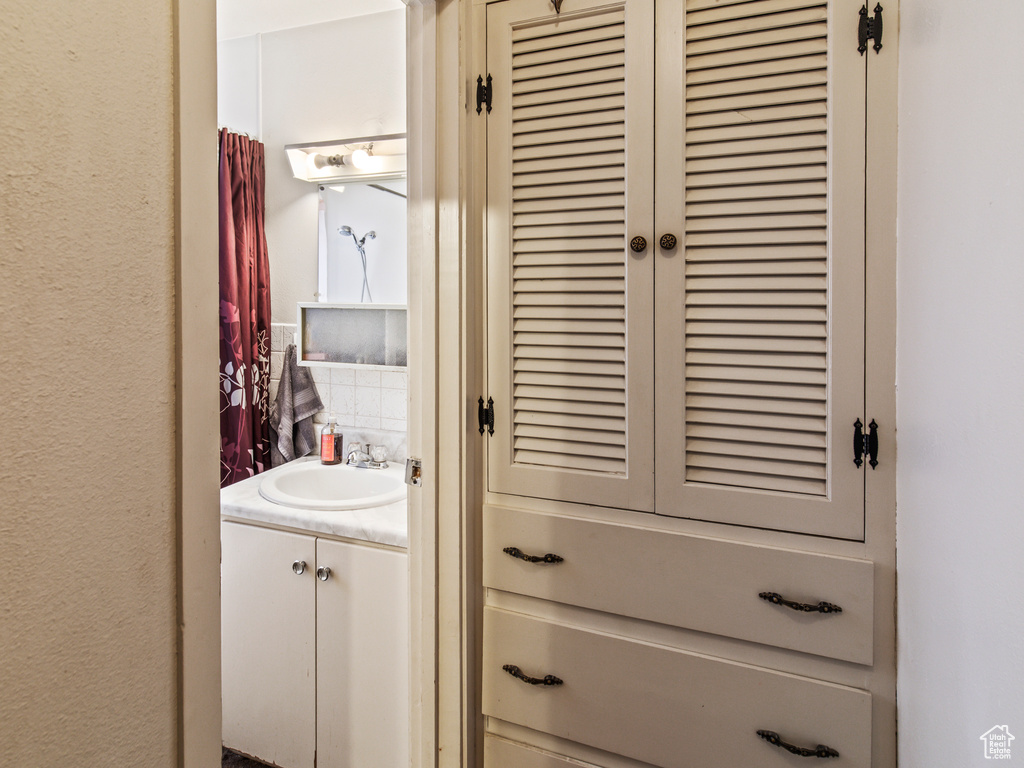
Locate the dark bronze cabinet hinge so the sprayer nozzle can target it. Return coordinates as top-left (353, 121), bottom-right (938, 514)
top-left (858, 4), bottom-right (884, 54)
top-left (853, 418), bottom-right (879, 469)
top-left (476, 74), bottom-right (492, 114)
top-left (478, 396), bottom-right (494, 436)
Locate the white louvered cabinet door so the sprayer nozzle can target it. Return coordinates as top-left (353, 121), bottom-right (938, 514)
top-left (655, 0), bottom-right (868, 539)
top-left (485, 0), bottom-right (656, 511)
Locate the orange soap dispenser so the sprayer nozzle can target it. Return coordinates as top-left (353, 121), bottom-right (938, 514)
top-left (320, 415), bottom-right (342, 465)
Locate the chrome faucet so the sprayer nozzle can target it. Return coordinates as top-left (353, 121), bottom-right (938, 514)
top-left (346, 442), bottom-right (388, 469)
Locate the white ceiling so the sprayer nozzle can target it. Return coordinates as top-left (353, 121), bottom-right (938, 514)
top-left (217, 0), bottom-right (405, 41)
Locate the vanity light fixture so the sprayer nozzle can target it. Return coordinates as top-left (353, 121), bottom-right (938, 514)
top-left (286, 133), bottom-right (405, 183)
top-left (307, 147), bottom-right (385, 173)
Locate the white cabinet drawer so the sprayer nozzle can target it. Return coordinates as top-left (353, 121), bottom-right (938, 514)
top-left (483, 504), bottom-right (873, 664)
top-left (486, 735), bottom-right (606, 768)
top-left (483, 607), bottom-right (872, 768)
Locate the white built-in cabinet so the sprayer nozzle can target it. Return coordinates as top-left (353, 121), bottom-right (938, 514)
top-left (478, 0), bottom-right (896, 765)
top-left (221, 521), bottom-right (408, 768)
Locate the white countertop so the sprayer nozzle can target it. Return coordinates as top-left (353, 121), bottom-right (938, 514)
top-left (220, 457), bottom-right (408, 549)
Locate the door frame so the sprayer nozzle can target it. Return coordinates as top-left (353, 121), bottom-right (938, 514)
top-left (175, 0), bottom-right (460, 765)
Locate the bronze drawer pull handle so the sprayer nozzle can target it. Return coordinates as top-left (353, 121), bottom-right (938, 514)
top-left (502, 664), bottom-right (563, 687)
top-left (503, 546), bottom-right (564, 564)
top-left (757, 730), bottom-right (839, 758)
top-left (759, 591), bottom-right (842, 614)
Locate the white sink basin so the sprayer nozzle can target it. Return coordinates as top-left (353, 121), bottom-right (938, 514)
top-left (259, 460), bottom-right (407, 510)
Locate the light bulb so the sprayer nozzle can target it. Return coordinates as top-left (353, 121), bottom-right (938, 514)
top-left (350, 148), bottom-right (385, 172)
top-left (306, 152), bottom-right (324, 174)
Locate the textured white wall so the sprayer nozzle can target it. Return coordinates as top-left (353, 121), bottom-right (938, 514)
top-left (218, 10), bottom-right (407, 324)
top-left (218, 34), bottom-right (261, 137)
top-left (217, 0), bottom-right (405, 41)
top-left (262, 10), bottom-right (407, 323)
top-left (897, 1), bottom-right (1024, 763)
top-left (0, 1), bottom-right (179, 764)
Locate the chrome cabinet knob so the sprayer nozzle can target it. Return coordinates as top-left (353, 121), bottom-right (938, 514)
top-left (316, 566), bottom-right (332, 582)
top-left (292, 560), bottom-right (306, 575)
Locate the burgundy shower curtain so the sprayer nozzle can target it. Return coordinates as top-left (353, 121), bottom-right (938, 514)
top-left (219, 129), bottom-right (272, 487)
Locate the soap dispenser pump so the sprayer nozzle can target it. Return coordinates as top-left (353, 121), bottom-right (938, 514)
top-left (320, 415), bottom-right (342, 465)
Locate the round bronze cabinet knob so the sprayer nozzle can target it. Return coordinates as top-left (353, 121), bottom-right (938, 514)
top-left (630, 235), bottom-right (648, 253)
top-left (660, 233), bottom-right (678, 250)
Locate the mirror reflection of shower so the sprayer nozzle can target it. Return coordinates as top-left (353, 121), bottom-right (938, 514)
top-left (339, 225), bottom-right (377, 302)
top-left (318, 181), bottom-right (407, 305)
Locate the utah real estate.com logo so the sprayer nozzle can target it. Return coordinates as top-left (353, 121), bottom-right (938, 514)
top-left (980, 725), bottom-right (1015, 760)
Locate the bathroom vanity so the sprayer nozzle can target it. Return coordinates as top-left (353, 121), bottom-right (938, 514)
top-left (220, 459), bottom-right (409, 768)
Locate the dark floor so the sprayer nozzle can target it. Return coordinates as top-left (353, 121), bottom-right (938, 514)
top-left (222, 747), bottom-right (274, 767)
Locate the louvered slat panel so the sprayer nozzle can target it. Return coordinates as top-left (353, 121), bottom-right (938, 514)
top-left (512, 82), bottom-right (626, 109)
top-left (512, 36), bottom-right (624, 68)
top-left (686, 133), bottom-right (827, 158)
top-left (684, 352), bottom-right (827, 370)
top-left (514, 264), bottom-right (624, 279)
top-left (686, 6), bottom-right (828, 42)
top-left (514, 345), bottom-right (624, 362)
top-left (512, 66), bottom-right (626, 95)
top-left (514, 152), bottom-right (626, 175)
top-left (687, 53), bottom-right (827, 85)
top-left (514, 51), bottom-right (625, 83)
top-left (506, 5), bottom-right (631, 479)
top-left (512, 451), bottom-right (625, 474)
top-left (687, 100), bottom-right (826, 129)
top-left (513, 93), bottom-right (625, 122)
top-left (686, 258), bottom-right (827, 276)
top-left (687, 365), bottom-right (826, 386)
top-left (686, 116), bottom-right (827, 143)
top-left (686, 393), bottom-right (827, 417)
top-left (687, 335), bottom-right (826, 354)
top-left (683, 0), bottom-right (833, 503)
top-left (686, 0), bottom-right (826, 22)
top-left (515, 304), bottom-right (625, 319)
top-left (513, 317), bottom-right (626, 334)
top-left (513, 135), bottom-right (625, 160)
top-left (514, 194), bottom-right (626, 214)
top-left (686, 408), bottom-right (826, 433)
top-left (514, 236), bottom-right (622, 252)
top-left (514, 397), bottom-right (626, 419)
top-left (515, 358), bottom-right (625, 377)
top-left (683, 243), bottom-right (827, 261)
top-left (512, 19), bottom-right (624, 56)
top-left (515, 425), bottom-right (626, 447)
top-left (513, 250), bottom-right (625, 266)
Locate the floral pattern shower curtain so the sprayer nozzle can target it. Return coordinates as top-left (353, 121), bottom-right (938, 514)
top-left (219, 129), bottom-right (272, 487)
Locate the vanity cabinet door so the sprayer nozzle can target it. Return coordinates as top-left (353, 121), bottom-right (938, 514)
top-left (316, 538), bottom-right (409, 768)
top-left (222, 522), bottom-right (316, 768)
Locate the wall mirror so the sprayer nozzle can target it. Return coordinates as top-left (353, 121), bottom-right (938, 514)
top-left (317, 179), bottom-right (408, 306)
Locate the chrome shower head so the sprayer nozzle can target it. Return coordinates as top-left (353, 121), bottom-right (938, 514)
top-left (365, 231), bottom-right (376, 241)
top-left (339, 225), bottom-right (354, 236)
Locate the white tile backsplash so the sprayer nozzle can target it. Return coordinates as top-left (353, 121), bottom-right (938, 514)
top-left (355, 369), bottom-right (381, 387)
top-left (331, 367), bottom-right (356, 386)
top-left (381, 388), bottom-right (407, 420)
top-left (310, 366), bottom-right (331, 386)
top-left (355, 414), bottom-right (381, 429)
top-left (269, 322), bottom-right (407, 459)
top-left (330, 384), bottom-right (356, 416)
top-left (355, 386), bottom-right (382, 417)
top-left (381, 417), bottom-right (407, 432)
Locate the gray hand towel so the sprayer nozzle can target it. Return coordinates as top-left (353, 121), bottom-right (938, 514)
top-left (269, 344), bottom-right (324, 466)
